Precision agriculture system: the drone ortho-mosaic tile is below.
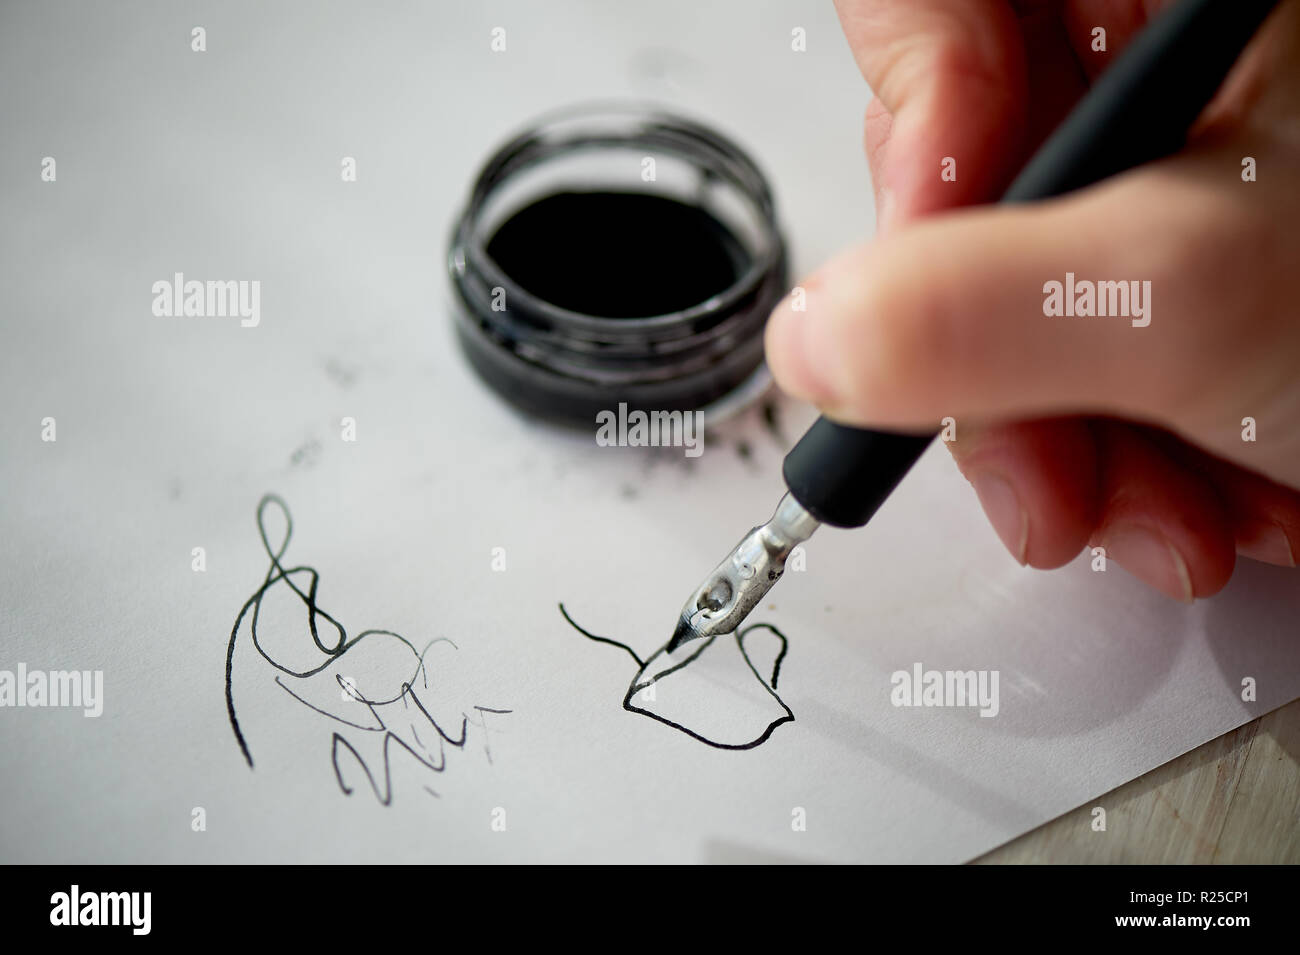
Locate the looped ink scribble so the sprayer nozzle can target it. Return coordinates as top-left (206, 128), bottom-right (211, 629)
top-left (560, 603), bottom-right (793, 749)
top-left (225, 494), bottom-right (510, 804)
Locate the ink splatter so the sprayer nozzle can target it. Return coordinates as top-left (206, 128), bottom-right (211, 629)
top-left (288, 439), bottom-right (322, 470)
top-left (324, 357), bottom-right (359, 390)
top-left (226, 495), bottom-right (510, 805)
top-left (760, 400), bottom-right (784, 445)
top-left (560, 603), bottom-right (793, 750)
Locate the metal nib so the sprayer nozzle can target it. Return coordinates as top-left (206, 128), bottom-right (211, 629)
top-left (668, 616), bottom-right (695, 653)
top-left (666, 493), bottom-right (819, 652)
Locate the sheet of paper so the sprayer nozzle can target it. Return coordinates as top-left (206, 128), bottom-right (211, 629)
top-left (2, 0), bottom-right (1298, 864)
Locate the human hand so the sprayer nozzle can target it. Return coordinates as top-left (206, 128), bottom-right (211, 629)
top-left (765, 0), bottom-right (1300, 600)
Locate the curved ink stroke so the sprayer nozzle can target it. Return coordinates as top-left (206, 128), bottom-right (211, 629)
top-left (225, 494), bottom-right (510, 804)
top-left (560, 603), bottom-right (793, 750)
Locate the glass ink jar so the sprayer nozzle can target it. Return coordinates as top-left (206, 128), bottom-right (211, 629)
top-left (448, 104), bottom-right (788, 426)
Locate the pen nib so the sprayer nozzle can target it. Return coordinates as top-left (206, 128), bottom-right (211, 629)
top-left (666, 493), bottom-right (821, 653)
top-left (665, 616), bottom-right (695, 654)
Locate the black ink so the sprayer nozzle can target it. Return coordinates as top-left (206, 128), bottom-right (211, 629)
top-left (760, 400), bottom-right (784, 445)
top-left (486, 191), bottom-right (746, 319)
top-left (560, 603), bottom-right (793, 750)
top-left (288, 439), bottom-right (322, 470)
top-left (226, 495), bottom-right (510, 804)
top-left (324, 357), bottom-right (359, 390)
top-left (449, 108), bottom-right (787, 426)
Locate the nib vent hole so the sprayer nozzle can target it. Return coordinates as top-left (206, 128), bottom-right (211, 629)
top-left (699, 579), bottom-right (733, 612)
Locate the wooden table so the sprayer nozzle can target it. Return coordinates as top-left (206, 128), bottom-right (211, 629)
top-left (975, 698), bottom-right (1300, 863)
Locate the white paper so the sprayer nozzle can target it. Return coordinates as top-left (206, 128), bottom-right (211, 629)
top-left (2, 0), bottom-right (1298, 864)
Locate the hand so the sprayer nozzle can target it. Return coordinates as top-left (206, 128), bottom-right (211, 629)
top-left (765, 0), bottom-right (1300, 600)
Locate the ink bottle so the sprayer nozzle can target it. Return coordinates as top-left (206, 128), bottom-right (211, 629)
top-left (448, 104), bottom-right (788, 426)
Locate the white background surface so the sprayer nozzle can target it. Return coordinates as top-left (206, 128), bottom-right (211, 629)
top-left (2, 0), bottom-right (1298, 863)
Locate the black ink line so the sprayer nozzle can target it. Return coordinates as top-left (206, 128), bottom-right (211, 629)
top-left (560, 602), bottom-right (793, 750)
top-left (226, 494), bottom-right (511, 805)
top-left (275, 676), bottom-right (382, 732)
top-left (472, 705), bottom-right (511, 765)
top-left (558, 603), bottom-right (644, 667)
top-left (330, 732), bottom-right (427, 806)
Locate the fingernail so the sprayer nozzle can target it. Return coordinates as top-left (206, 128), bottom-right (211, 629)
top-left (1236, 520), bottom-right (1296, 567)
top-left (764, 289), bottom-right (838, 405)
top-left (970, 472), bottom-right (1028, 565)
top-left (1103, 524), bottom-right (1195, 602)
